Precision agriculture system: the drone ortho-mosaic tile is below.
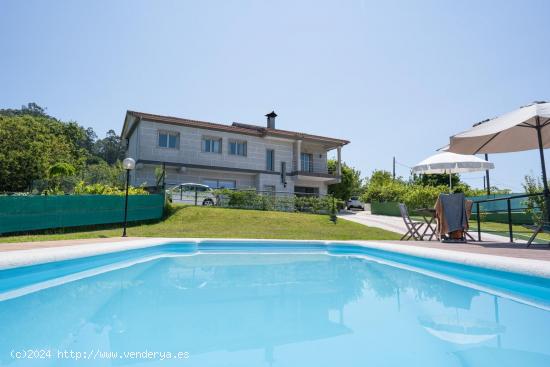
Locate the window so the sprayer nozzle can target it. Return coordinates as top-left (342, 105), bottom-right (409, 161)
top-left (266, 149), bottom-right (275, 171)
top-left (229, 140), bottom-right (247, 156)
top-left (158, 131), bottom-right (179, 149)
top-left (301, 153), bottom-right (313, 172)
top-left (202, 179), bottom-right (236, 189)
top-left (202, 137), bottom-right (222, 153)
top-left (295, 186), bottom-right (319, 197)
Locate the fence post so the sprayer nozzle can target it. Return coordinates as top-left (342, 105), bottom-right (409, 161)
top-left (180, 185), bottom-right (183, 201)
top-left (507, 199), bottom-right (513, 243)
top-left (476, 202), bottom-right (481, 242)
top-left (194, 186), bottom-right (198, 206)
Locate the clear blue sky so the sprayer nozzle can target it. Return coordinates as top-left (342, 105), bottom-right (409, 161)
top-left (1, 0), bottom-right (549, 191)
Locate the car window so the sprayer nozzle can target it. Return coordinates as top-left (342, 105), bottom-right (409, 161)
top-left (182, 185), bottom-right (193, 191)
top-left (195, 186), bottom-right (208, 192)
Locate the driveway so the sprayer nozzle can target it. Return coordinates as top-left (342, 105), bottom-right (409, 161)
top-left (338, 210), bottom-right (526, 243)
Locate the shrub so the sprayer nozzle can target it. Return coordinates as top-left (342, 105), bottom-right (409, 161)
top-left (73, 181), bottom-right (148, 195)
top-left (213, 189), bottom-right (342, 214)
top-left (362, 181), bottom-right (446, 210)
top-left (522, 174), bottom-right (545, 225)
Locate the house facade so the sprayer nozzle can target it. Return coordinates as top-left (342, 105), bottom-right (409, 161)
top-left (121, 110), bottom-right (349, 195)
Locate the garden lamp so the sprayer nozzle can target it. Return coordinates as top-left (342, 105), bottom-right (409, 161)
top-left (122, 157), bottom-right (136, 237)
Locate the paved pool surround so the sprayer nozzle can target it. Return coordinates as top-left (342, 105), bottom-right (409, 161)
top-left (1, 238), bottom-right (549, 278)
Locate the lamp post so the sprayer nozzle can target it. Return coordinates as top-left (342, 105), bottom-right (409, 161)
top-left (122, 157), bottom-right (136, 237)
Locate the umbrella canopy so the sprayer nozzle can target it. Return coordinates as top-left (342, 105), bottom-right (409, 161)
top-left (419, 315), bottom-right (504, 345)
top-left (446, 101), bottom-right (550, 218)
top-left (412, 152), bottom-right (494, 175)
top-left (447, 101), bottom-right (550, 154)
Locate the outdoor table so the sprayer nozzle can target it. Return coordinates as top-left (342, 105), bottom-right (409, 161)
top-left (413, 208), bottom-right (437, 241)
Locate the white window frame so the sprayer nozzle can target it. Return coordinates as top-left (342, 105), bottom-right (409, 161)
top-left (229, 139), bottom-right (247, 156)
top-left (202, 179), bottom-right (236, 189)
top-left (266, 149), bottom-right (275, 171)
top-left (202, 136), bottom-right (222, 154)
top-left (158, 130), bottom-right (180, 149)
top-left (300, 153), bottom-right (313, 172)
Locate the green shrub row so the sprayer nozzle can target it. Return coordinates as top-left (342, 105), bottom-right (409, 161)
top-left (214, 189), bottom-right (344, 214)
top-left (362, 181), bottom-right (447, 210)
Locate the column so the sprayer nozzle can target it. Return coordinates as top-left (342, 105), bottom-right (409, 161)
top-left (296, 140), bottom-right (302, 172)
top-left (337, 146), bottom-right (342, 177)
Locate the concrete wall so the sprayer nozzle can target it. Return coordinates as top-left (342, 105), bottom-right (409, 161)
top-left (137, 120), bottom-right (294, 173)
top-left (134, 165), bottom-right (258, 189)
top-left (128, 119), bottom-right (335, 194)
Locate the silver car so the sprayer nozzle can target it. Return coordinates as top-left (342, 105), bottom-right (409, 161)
top-left (168, 183), bottom-right (217, 206)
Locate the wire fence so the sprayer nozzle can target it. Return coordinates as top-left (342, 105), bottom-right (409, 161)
top-left (167, 186), bottom-right (343, 214)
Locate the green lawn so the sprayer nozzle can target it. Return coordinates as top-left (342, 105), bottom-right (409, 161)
top-left (469, 220), bottom-right (550, 242)
top-left (0, 205), bottom-right (401, 243)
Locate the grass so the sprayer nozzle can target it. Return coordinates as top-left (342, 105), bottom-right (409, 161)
top-left (469, 220), bottom-right (550, 242)
top-left (0, 205), bottom-right (401, 243)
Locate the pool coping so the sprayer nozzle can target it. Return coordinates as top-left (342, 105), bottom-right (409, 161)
top-left (0, 238), bottom-right (549, 278)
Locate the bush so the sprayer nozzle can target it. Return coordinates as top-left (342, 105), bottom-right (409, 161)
top-left (522, 174), bottom-right (546, 225)
top-left (73, 181), bottom-right (148, 195)
top-left (362, 181), bottom-right (445, 210)
top-left (213, 189), bottom-right (342, 214)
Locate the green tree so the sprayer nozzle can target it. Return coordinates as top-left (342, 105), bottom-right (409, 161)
top-left (523, 174), bottom-right (546, 225)
top-left (0, 102), bottom-right (51, 118)
top-left (412, 173), bottom-right (460, 187)
top-left (0, 114), bottom-right (77, 191)
top-left (328, 160), bottom-right (364, 201)
top-left (47, 162), bottom-right (76, 193)
top-left (367, 170), bottom-right (394, 186)
top-left (94, 129), bottom-right (125, 164)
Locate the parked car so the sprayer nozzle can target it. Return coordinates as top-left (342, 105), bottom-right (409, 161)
top-left (168, 183), bottom-right (217, 206)
top-left (346, 197), bottom-right (365, 211)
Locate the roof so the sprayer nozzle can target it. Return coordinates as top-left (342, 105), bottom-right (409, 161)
top-left (122, 110), bottom-right (350, 147)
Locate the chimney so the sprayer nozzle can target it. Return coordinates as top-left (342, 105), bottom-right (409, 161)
top-left (265, 111), bottom-right (277, 129)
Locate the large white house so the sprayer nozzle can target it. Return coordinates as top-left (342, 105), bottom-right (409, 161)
top-left (121, 110), bottom-right (349, 195)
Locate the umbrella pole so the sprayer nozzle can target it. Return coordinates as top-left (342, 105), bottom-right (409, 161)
top-left (535, 117), bottom-right (550, 221)
top-left (485, 153), bottom-right (491, 196)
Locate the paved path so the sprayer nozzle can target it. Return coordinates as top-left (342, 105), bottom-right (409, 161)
top-left (338, 210), bottom-right (526, 243)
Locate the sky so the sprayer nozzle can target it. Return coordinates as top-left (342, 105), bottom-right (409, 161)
top-left (1, 0), bottom-right (549, 192)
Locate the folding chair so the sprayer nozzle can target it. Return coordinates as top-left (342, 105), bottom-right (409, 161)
top-left (399, 203), bottom-right (425, 241)
top-left (525, 222), bottom-right (550, 247)
top-left (464, 200), bottom-right (476, 241)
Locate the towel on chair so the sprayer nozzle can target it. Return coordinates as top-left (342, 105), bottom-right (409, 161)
top-left (435, 193), bottom-right (468, 235)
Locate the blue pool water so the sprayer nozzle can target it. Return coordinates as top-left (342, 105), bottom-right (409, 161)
top-left (0, 241), bottom-right (549, 366)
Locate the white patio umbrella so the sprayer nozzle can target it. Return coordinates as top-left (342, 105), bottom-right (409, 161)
top-left (412, 152), bottom-right (494, 190)
top-left (447, 101), bottom-right (550, 216)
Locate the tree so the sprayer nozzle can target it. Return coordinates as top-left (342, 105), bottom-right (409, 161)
top-left (0, 102), bottom-right (51, 118)
top-left (47, 162), bottom-right (76, 193)
top-left (0, 103), bottom-right (127, 192)
top-left (328, 159), bottom-right (364, 201)
top-left (0, 114), bottom-right (77, 191)
top-left (411, 173), bottom-right (460, 187)
top-left (94, 130), bottom-right (125, 165)
top-left (367, 170), bottom-right (394, 186)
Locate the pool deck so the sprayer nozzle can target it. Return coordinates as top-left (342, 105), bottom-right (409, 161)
top-left (1, 237), bottom-right (549, 261)
top-left (0, 237), bottom-right (548, 278)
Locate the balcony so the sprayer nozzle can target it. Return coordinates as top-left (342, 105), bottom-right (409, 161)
top-left (291, 163), bottom-right (340, 183)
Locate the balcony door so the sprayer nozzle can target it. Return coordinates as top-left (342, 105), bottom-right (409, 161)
top-left (300, 153), bottom-right (313, 172)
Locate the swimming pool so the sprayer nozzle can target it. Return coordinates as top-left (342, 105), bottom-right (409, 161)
top-left (1, 240), bottom-right (549, 366)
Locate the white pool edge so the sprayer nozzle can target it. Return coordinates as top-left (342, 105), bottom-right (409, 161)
top-left (0, 238), bottom-right (549, 278)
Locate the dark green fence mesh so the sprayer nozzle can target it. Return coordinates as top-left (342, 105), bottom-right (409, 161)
top-left (0, 194), bottom-right (164, 234)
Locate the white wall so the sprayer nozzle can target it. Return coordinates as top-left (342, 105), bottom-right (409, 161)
top-left (137, 120), bottom-right (294, 173)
